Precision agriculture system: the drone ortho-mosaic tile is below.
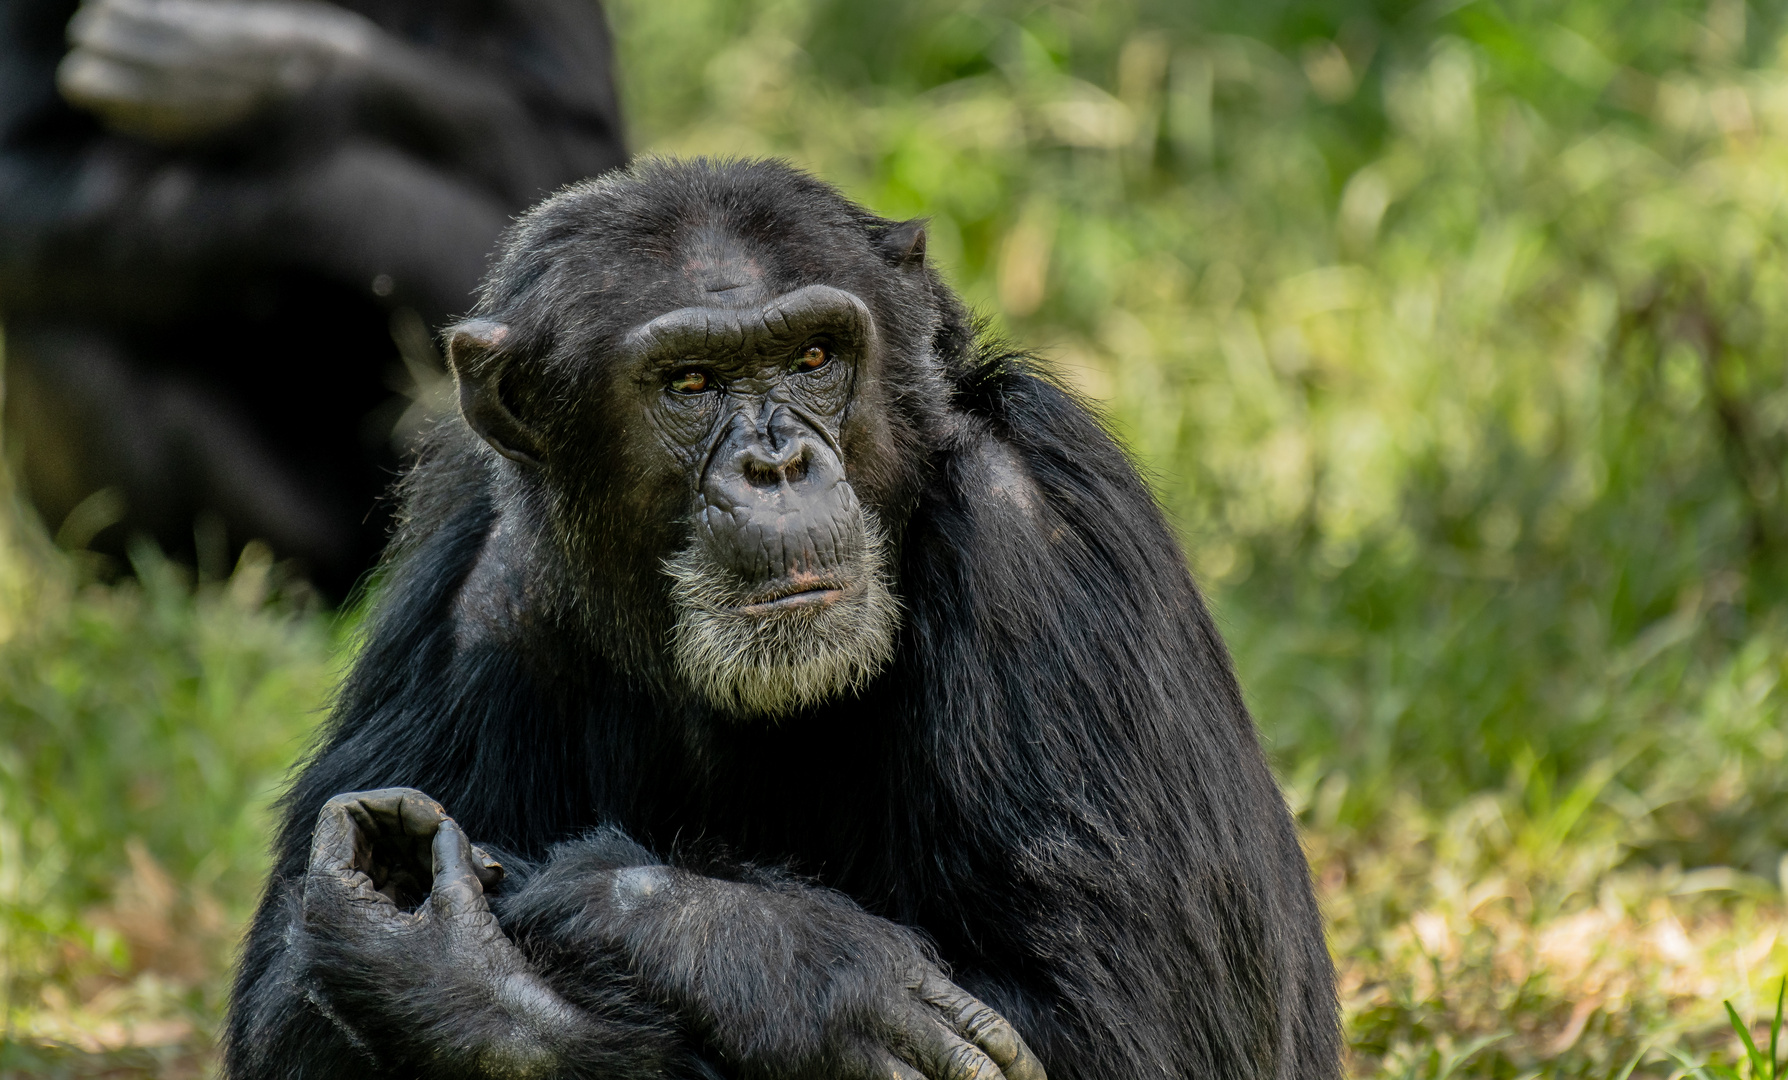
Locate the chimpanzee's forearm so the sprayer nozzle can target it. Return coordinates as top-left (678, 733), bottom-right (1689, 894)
top-left (267, 142), bottom-right (510, 320)
top-left (328, 35), bottom-right (599, 206)
top-left (224, 881), bottom-right (396, 1079)
top-left (503, 836), bottom-right (1048, 1079)
top-left (0, 140), bottom-right (507, 324)
top-left (498, 831), bottom-right (947, 1073)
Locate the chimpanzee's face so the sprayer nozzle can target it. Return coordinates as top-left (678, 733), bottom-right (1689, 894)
top-left (617, 227), bottom-right (899, 716)
top-left (447, 214), bottom-right (914, 718)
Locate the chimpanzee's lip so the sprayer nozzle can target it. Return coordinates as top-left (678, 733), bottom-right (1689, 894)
top-left (737, 579), bottom-right (847, 614)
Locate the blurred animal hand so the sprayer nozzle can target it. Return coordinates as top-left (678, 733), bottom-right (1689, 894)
top-left (57, 0), bottom-right (379, 143)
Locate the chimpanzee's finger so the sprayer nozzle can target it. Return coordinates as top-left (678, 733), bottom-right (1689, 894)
top-left (333, 787), bottom-right (449, 841)
top-left (66, 0), bottom-right (193, 63)
top-left (308, 798), bottom-right (370, 875)
top-left (919, 974), bottom-right (1046, 1080)
top-left (309, 788), bottom-right (447, 891)
top-left (429, 818), bottom-right (489, 918)
top-left (57, 49), bottom-right (156, 105)
top-left (893, 1006), bottom-right (1007, 1080)
top-left (468, 844), bottom-right (505, 891)
top-left (303, 802), bottom-right (395, 915)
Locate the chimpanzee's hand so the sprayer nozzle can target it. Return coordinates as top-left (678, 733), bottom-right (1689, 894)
top-left (57, 0), bottom-right (379, 143)
top-left (503, 847), bottom-right (1046, 1080)
top-left (298, 788), bottom-right (591, 1077)
top-left (845, 967), bottom-right (1048, 1080)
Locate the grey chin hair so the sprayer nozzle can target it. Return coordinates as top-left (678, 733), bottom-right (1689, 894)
top-left (663, 513), bottom-right (900, 719)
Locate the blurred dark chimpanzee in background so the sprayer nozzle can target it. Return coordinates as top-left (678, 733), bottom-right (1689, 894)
top-left (0, 0), bottom-right (626, 596)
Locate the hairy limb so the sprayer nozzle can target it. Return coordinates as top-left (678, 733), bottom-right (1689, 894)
top-left (271, 142), bottom-right (511, 318)
top-left (2, 321), bottom-right (359, 566)
top-left (0, 140), bottom-right (506, 323)
top-left (501, 833), bottom-right (1047, 1080)
top-left (56, 0), bottom-right (573, 199)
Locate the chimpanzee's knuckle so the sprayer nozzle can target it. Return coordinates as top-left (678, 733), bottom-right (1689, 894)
top-left (960, 1006), bottom-right (995, 1036)
top-left (944, 1043), bottom-right (997, 1080)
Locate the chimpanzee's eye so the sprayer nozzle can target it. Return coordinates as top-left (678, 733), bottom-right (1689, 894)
top-left (796, 344), bottom-right (830, 372)
top-left (668, 369), bottom-right (709, 394)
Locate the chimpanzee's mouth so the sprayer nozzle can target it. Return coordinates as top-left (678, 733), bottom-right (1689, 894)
top-left (739, 589), bottom-right (843, 614)
top-left (737, 578), bottom-right (848, 614)
top-left (664, 509), bottom-right (899, 716)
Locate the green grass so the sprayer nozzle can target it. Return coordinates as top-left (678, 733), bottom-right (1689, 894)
top-left (1671, 983), bottom-right (1788, 1080)
top-left (0, 509), bottom-right (338, 1072)
top-left (4, 0), bottom-right (1788, 1075)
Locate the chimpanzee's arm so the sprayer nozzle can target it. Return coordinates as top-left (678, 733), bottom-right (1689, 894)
top-left (226, 886), bottom-right (410, 1078)
top-left (229, 788), bottom-right (1043, 1080)
top-left (322, 27), bottom-right (609, 206)
top-left (497, 832), bottom-right (1048, 1080)
top-left (225, 790), bottom-right (717, 1080)
top-left (0, 140), bottom-right (509, 324)
top-left (55, 0), bottom-right (618, 203)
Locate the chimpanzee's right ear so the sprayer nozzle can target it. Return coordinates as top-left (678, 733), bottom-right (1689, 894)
top-left (445, 319), bottom-right (545, 466)
top-left (873, 218), bottom-right (928, 269)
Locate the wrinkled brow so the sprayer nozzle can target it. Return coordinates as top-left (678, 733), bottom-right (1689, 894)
top-left (620, 285), bottom-right (875, 362)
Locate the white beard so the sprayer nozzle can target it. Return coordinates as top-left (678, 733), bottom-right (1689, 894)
top-left (662, 511), bottom-right (900, 718)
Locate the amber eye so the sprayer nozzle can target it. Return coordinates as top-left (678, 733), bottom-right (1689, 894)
top-left (669, 369), bottom-right (708, 394)
top-left (796, 344), bottom-right (830, 371)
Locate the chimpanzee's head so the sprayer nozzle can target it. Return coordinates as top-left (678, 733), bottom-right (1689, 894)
top-left (444, 159), bottom-right (958, 717)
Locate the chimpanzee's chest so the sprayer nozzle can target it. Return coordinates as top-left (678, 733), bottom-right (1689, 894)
top-left (604, 708), bottom-right (917, 904)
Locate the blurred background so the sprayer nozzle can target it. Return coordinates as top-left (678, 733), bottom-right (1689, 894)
top-left (3, 0), bottom-right (1788, 1076)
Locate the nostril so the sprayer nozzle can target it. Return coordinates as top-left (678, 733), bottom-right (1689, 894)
top-left (739, 447), bottom-right (808, 487)
top-left (741, 459), bottom-right (780, 486)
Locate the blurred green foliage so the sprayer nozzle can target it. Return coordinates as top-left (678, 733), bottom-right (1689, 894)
top-left (0, 519), bottom-right (336, 1069)
top-left (2, 0), bottom-right (1787, 1075)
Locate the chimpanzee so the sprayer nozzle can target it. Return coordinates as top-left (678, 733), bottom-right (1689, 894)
top-left (0, 0), bottom-right (624, 595)
top-left (225, 159), bottom-right (1341, 1080)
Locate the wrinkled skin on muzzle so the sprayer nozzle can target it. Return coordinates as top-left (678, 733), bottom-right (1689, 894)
top-left (695, 393), bottom-right (866, 602)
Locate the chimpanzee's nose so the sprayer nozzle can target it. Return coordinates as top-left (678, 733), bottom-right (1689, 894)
top-left (735, 439), bottom-right (809, 487)
top-left (697, 401), bottom-right (857, 585)
top-left (728, 403), bottom-right (813, 487)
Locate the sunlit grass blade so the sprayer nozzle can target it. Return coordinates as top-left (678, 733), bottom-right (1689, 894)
top-left (1770, 980), bottom-right (1783, 1080)
top-left (1728, 1001), bottom-right (1769, 1078)
top-left (1432, 1033), bottom-right (1507, 1079)
top-left (1609, 1046), bottom-right (1648, 1080)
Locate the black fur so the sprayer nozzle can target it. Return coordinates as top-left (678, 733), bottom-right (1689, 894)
top-left (225, 159), bottom-right (1340, 1080)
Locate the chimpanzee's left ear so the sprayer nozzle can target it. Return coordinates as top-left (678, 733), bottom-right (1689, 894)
top-left (444, 319), bottom-right (546, 466)
top-left (873, 218), bottom-right (928, 269)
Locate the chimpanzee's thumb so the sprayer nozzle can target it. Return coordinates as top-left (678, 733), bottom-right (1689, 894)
top-left (430, 818), bottom-right (487, 917)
